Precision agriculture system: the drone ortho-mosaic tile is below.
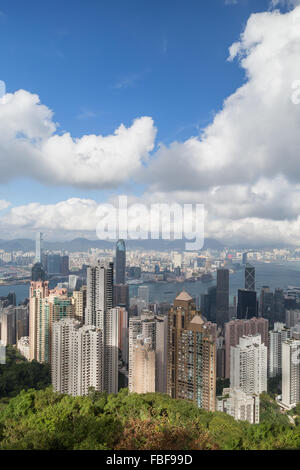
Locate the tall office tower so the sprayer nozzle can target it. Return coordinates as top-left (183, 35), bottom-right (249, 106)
top-left (71, 286), bottom-right (86, 323)
top-left (167, 291), bottom-right (217, 411)
top-left (0, 306), bottom-right (16, 345)
top-left (281, 339), bottom-right (300, 409)
top-left (115, 239), bottom-right (126, 285)
top-left (260, 286), bottom-right (275, 326)
top-left (285, 310), bottom-right (300, 328)
top-left (15, 306), bottom-right (29, 340)
top-left (237, 289), bottom-right (257, 319)
top-left (131, 336), bottom-right (155, 394)
top-left (268, 323), bottom-right (291, 378)
top-left (242, 252), bottom-right (248, 266)
top-left (61, 255), bottom-right (69, 276)
top-left (245, 264), bottom-right (255, 291)
top-left (201, 286), bottom-right (217, 323)
top-left (118, 307), bottom-right (128, 366)
top-left (138, 285), bottom-right (150, 308)
top-left (216, 269), bottom-right (229, 327)
top-left (52, 318), bottom-right (104, 396)
top-left (225, 317), bottom-right (269, 379)
top-left (47, 254), bottom-right (62, 275)
top-left (230, 334), bottom-right (267, 395)
top-left (29, 281), bottom-right (49, 361)
top-left (217, 388), bottom-right (260, 424)
top-left (35, 232), bottom-right (43, 263)
top-left (274, 288), bottom-right (285, 323)
top-left (114, 284), bottom-right (129, 310)
top-left (31, 262), bottom-right (46, 282)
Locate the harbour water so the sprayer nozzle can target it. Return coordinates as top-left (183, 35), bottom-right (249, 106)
top-left (1, 261), bottom-right (300, 306)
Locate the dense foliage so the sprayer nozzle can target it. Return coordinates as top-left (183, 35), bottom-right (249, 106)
top-left (1, 387), bottom-right (300, 450)
top-left (0, 346), bottom-right (51, 398)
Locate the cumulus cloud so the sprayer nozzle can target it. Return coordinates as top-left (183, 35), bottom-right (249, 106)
top-left (0, 90), bottom-right (156, 188)
top-left (146, 6), bottom-right (300, 193)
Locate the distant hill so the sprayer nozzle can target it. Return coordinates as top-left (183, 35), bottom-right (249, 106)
top-left (0, 237), bottom-right (223, 253)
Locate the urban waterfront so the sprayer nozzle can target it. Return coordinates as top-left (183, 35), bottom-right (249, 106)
top-left (3, 261), bottom-right (300, 306)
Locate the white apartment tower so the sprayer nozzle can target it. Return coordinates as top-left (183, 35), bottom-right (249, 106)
top-left (85, 261), bottom-right (118, 394)
top-left (230, 334), bottom-right (267, 395)
top-left (129, 312), bottom-right (167, 393)
top-left (268, 323), bottom-right (291, 378)
top-left (281, 339), bottom-right (300, 409)
top-left (131, 336), bottom-right (155, 394)
top-left (52, 318), bottom-right (104, 396)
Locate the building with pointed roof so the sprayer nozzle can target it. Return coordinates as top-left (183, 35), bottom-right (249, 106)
top-left (167, 290), bottom-right (217, 411)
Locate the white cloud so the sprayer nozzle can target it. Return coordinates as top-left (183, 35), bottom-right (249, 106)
top-left (0, 90), bottom-right (156, 188)
top-left (271, 0), bottom-right (300, 9)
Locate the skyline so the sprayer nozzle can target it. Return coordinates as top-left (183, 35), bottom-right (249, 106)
top-left (0, 1), bottom-right (300, 247)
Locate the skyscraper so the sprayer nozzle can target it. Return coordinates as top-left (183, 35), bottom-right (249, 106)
top-left (128, 311), bottom-right (168, 393)
top-left (35, 232), bottom-right (43, 263)
top-left (281, 338), bottom-right (300, 409)
top-left (29, 286), bottom-right (73, 363)
top-left (225, 317), bottom-right (269, 379)
top-left (131, 336), bottom-right (155, 394)
top-left (216, 269), bottom-right (229, 327)
top-left (85, 261), bottom-right (118, 394)
top-left (237, 289), bottom-right (257, 319)
top-left (230, 334), bottom-right (267, 395)
top-left (167, 291), bottom-right (217, 411)
top-left (245, 264), bottom-right (255, 291)
top-left (52, 318), bottom-right (104, 396)
top-left (269, 323), bottom-right (291, 378)
top-left (31, 262), bottom-right (46, 282)
top-left (115, 239), bottom-right (126, 285)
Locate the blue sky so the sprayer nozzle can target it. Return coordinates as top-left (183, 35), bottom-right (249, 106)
top-left (1, 0), bottom-right (300, 246)
top-left (0, 0), bottom-right (272, 205)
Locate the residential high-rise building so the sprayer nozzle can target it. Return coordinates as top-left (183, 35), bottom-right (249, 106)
top-left (225, 317), bottom-right (269, 379)
top-left (85, 261), bottom-right (118, 394)
top-left (217, 388), bottom-right (260, 424)
top-left (118, 307), bottom-right (128, 366)
top-left (131, 336), bottom-right (155, 394)
top-left (216, 269), bottom-right (229, 327)
top-left (245, 264), bottom-right (255, 291)
top-left (230, 334), bottom-right (267, 395)
top-left (29, 283), bottom-right (73, 363)
top-left (0, 306), bottom-right (16, 346)
top-left (237, 289), bottom-right (257, 319)
top-left (115, 239), bottom-right (126, 285)
top-left (286, 310), bottom-right (300, 328)
top-left (52, 318), bottom-right (104, 396)
top-left (281, 338), bottom-right (300, 409)
top-left (15, 306), bottom-right (29, 340)
top-left (128, 311), bottom-right (168, 393)
top-left (71, 287), bottom-right (86, 322)
top-left (167, 291), bottom-right (217, 411)
top-left (29, 281), bottom-right (49, 361)
top-left (268, 323), bottom-right (291, 378)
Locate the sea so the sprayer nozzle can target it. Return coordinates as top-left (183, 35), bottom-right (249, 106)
top-left (1, 261), bottom-right (300, 306)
